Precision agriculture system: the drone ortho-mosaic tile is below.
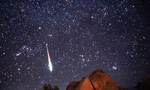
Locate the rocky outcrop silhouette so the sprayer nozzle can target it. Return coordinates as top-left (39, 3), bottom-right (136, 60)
top-left (67, 69), bottom-right (119, 90)
top-left (41, 69), bottom-right (150, 90)
top-left (75, 77), bottom-right (94, 90)
top-left (67, 81), bottom-right (79, 90)
top-left (90, 69), bottom-right (119, 90)
top-left (133, 76), bottom-right (150, 90)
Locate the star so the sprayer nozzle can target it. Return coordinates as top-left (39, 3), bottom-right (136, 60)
top-left (38, 26), bottom-right (42, 30)
top-left (112, 66), bottom-right (117, 70)
top-left (0, 0), bottom-right (149, 90)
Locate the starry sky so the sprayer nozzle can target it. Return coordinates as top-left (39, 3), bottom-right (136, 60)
top-left (0, 0), bottom-right (150, 90)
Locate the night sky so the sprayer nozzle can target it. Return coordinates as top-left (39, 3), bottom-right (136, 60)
top-left (0, 0), bottom-right (150, 90)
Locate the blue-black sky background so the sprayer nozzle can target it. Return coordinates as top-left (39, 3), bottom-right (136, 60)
top-left (0, 0), bottom-right (150, 90)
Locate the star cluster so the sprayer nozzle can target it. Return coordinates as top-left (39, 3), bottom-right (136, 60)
top-left (0, 0), bottom-right (150, 90)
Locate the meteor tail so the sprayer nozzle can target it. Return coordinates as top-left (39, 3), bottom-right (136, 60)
top-left (46, 44), bottom-right (53, 72)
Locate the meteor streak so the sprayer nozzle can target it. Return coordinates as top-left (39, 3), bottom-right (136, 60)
top-left (46, 44), bottom-right (53, 72)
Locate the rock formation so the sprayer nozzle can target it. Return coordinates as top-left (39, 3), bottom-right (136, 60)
top-left (67, 69), bottom-right (119, 90)
top-left (41, 69), bottom-right (150, 90)
top-left (75, 77), bottom-right (94, 90)
top-left (133, 76), bottom-right (150, 90)
top-left (67, 81), bottom-right (79, 90)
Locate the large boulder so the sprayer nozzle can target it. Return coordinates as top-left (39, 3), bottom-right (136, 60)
top-left (89, 69), bottom-right (119, 90)
top-left (67, 69), bottom-right (119, 90)
top-left (75, 77), bottom-right (94, 90)
top-left (67, 81), bottom-right (79, 90)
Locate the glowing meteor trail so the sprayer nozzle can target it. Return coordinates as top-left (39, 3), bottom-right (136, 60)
top-left (46, 44), bottom-right (53, 72)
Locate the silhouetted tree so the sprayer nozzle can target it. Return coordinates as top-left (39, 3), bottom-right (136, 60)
top-left (42, 84), bottom-right (59, 90)
top-left (43, 84), bottom-right (48, 90)
top-left (43, 84), bottom-right (52, 90)
top-left (47, 84), bottom-right (52, 90)
top-left (53, 86), bottom-right (59, 90)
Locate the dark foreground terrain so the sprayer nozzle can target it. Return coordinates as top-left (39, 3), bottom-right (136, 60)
top-left (41, 69), bottom-right (150, 90)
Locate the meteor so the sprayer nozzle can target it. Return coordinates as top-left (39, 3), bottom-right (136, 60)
top-left (46, 44), bottom-right (53, 72)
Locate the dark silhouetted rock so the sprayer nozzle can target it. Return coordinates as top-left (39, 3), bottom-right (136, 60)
top-left (134, 76), bottom-right (150, 90)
